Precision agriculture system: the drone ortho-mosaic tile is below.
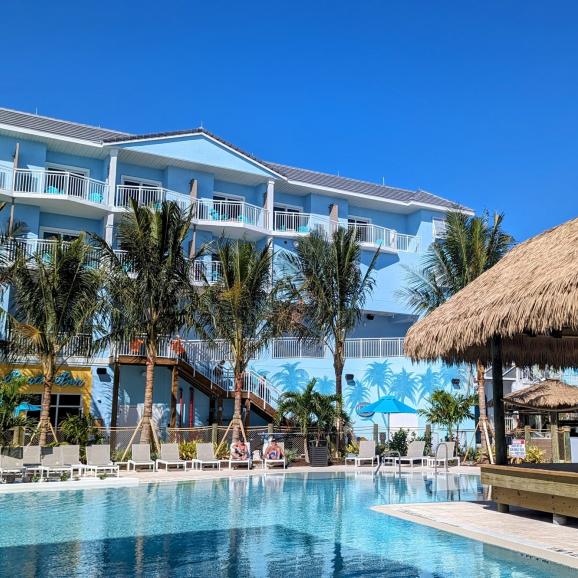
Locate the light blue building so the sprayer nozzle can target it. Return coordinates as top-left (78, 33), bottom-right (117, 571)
top-left (0, 107), bottom-right (472, 436)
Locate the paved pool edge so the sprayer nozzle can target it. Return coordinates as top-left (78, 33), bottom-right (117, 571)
top-left (0, 477), bottom-right (140, 494)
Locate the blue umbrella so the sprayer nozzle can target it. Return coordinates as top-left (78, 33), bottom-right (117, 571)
top-left (13, 402), bottom-right (41, 416)
top-left (362, 396), bottom-right (417, 441)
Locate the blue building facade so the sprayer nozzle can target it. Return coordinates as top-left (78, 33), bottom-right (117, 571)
top-left (0, 107), bottom-right (472, 436)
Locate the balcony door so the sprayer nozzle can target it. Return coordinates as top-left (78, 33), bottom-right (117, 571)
top-left (45, 164), bottom-right (89, 198)
top-left (120, 177), bottom-right (163, 207)
top-left (274, 205), bottom-right (302, 232)
top-left (348, 217), bottom-right (370, 243)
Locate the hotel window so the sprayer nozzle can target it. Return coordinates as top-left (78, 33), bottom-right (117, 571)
top-left (121, 177), bottom-right (163, 206)
top-left (274, 205), bottom-right (302, 231)
top-left (41, 229), bottom-right (80, 242)
top-left (348, 217), bottom-right (370, 243)
top-left (26, 393), bottom-right (83, 426)
top-left (212, 195), bottom-right (243, 221)
top-left (432, 218), bottom-right (447, 239)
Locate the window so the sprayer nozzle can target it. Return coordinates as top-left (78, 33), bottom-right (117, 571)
top-left (348, 217), bottom-right (370, 242)
top-left (274, 205), bottom-right (303, 231)
top-left (121, 177), bottom-right (163, 206)
top-left (433, 218), bottom-right (447, 239)
top-left (26, 393), bottom-right (82, 426)
top-left (45, 165), bottom-right (89, 198)
top-left (212, 194), bottom-right (243, 221)
top-left (41, 228), bottom-right (80, 242)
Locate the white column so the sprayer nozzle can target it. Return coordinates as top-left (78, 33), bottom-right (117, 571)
top-left (264, 179), bottom-right (275, 231)
top-left (105, 149), bottom-right (119, 244)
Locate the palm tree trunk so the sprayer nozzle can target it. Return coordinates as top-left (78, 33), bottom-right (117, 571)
top-left (38, 356), bottom-right (55, 446)
top-left (232, 371), bottom-right (243, 443)
top-left (476, 360), bottom-right (489, 462)
top-left (333, 350), bottom-right (344, 458)
top-left (140, 345), bottom-right (156, 445)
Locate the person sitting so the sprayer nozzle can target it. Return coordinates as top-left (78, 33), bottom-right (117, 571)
top-left (264, 439), bottom-right (283, 460)
top-left (231, 440), bottom-right (249, 461)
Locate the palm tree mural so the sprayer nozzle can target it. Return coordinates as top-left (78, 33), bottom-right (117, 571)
top-left (417, 367), bottom-right (441, 402)
top-left (272, 362), bottom-right (310, 393)
top-left (363, 360), bottom-right (393, 398)
top-left (344, 376), bottom-right (369, 415)
top-left (388, 368), bottom-right (418, 405)
top-left (315, 375), bottom-right (335, 396)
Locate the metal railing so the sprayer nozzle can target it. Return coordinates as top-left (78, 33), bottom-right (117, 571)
top-left (192, 260), bottom-right (222, 284)
top-left (8, 332), bottom-right (93, 358)
top-left (271, 338), bottom-right (325, 359)
top-left (348, 223), bottom-right (420, 253)
top-left (396, 232), bottom-right (421, 253)
top-left (115, 185), bottom-right (190, 211)
top-left (11, 168), bottom-right (107, 204)
top-left (0, 165), bottom-right (11, 191)
top-left (274, 212), bottom-right (331, 235)
top-left (344, 338), bottom-right (405, 358)
top-left (193, 199), bottom-right (269, 229)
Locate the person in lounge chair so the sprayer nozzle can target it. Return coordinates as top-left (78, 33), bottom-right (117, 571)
top-left (231, 440), bottom-right (249, 461)
top-left (264, 439), bottom-right (283, 460)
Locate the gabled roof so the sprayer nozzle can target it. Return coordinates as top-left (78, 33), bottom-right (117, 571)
top-left (0, 107), bottom-right (128, 142)
top-left (0, 107), bottom-right (469, 211)
top-left (269, 162), bottom-right (468, 211)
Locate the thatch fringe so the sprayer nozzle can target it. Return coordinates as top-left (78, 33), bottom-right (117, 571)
top-left (405, 217), bottom-right (578, 367)
top-left (503, 379), bottom-right (578, 411)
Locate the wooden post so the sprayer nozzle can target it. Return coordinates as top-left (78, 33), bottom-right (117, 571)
top-left (491, 335), bottom-right (507, 468)
top-left (169, 366), bottom-right (178, 429)
top-left (562, 426), bottom-right (571, 463)
top-left (208, 397), bottom-right (216, 425)
top-left (110, 363), bottom-right (120, 451)
top-left (551, 424), bottom-right (560, 463)
top-left (217, 397), bottom-right (223, 425)
top-left (211, 422), bottom-right (218, 445)
top-left (524, 425), bottom-right (531, 446)
top-left (244, 398), bottom-right (251, 429)
top-left (267, 423), bottom-right (273, 435)
top-left (373, 423), bottom-right (379, 443)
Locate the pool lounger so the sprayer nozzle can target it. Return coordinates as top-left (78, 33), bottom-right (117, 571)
top-left (127, 444), bottom-right (155, 471)
top-left (263, 442), bottom-right (286, 469)
top-left (191, 443), bottom-right (221, 470)
top-left (0, 448), bottom-right (24, 481)
top-left (388, 441), bottom-right (427, 469)
top-left (40, 447), bottom-right (73, 479)
top-left (229, 442), bottom-right (252, 470)
top-left (353, 440), bottom-right (378, 467)
top-left (155, 443), bottom-right (188, 471)
top-left (84, 445), bottom-right (119, 477)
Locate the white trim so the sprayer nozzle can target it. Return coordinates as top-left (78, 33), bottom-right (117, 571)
top-left (39, 226), bottom-right (82, 239)
top-left (0, 123), bottom-right (105, 148)
top-left (273, 202), bottom-right (303, 212)
top-left (213, 191), bottom-right (245, 202)
top-left (347, 214), bottom-right (371, 225)
top-left (45, 162), bottom-right (90, 178)
top-left (120, 175), bottom-right (162, 187)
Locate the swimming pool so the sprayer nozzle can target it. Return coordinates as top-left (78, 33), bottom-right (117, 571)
top-left (0, 472), bottom-right (572, 577)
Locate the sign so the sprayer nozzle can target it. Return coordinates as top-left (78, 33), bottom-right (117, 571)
top-left (3, 369), bottom-right (85, 388)
top-left (355, 402), bottom-right (375, 419)
top-left (508, 439), bottom-right (526, 459)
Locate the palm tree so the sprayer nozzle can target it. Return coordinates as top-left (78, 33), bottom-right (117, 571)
top-left (398, 210), bottom-right (513, 459)
top-left (200, 239), bottom-right (291, 442)
top-left (6, 236), bottom-right (107, 445)
top-left (284, 228), bottom-right (378, 452)
top-left (0, 374), bottom-right (34, 444)
top-left (96, 200), bottom-right (198, 445)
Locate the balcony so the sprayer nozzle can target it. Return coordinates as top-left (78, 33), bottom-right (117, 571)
top-left (192, 260), bottom-right (222, 285)
top-left (273, 212), bottom-right (331, 236)
top-left (348, 223), bottom-right (420, 253)
top-left (192, 199), bottom-right (269, 238)
top-left (115, 185), bottom-right (191, 212)
top-left (270, 337), bottom-right (405, 358)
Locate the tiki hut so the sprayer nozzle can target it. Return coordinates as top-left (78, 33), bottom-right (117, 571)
top-left (503, 380), bottom-right (578, 413)
top-left (405, 216), bottom-right (578, 465)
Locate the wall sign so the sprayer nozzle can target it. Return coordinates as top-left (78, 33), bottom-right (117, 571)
top-left (3, 369), bottom-right (85, 388)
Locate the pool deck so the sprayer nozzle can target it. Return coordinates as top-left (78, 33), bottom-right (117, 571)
top-left (373, 501), bottom-right (578, 570)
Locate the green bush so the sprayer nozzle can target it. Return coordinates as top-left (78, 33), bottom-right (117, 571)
top-left (388, 429), bottom-right (409, 456)
top-left (525, 445), bottom-right (545, 464)
top-left (346, 441), bottom-right (359, 455)
top-left (179, 441), bottom-right (197, 460)
top-left (284, 448), bottom-right (299, 464)
top-left (60, 414), bottom-right (104, 447)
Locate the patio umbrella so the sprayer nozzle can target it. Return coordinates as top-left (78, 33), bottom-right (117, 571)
top-left (362, 396), bottom-right (417, 442)
top-left (13, 402), bottom-right (41, 416)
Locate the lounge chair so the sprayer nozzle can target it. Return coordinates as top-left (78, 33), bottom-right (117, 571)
top-left (394, 441), bottom-right (427, 469)
top-left (353, 440), bottom-right (378, 467)
top-left (60, 445), bottom-right (84, 476)
top-left (264, 442), bottom-right (286, 469)
top-left (156, 443), bottom-right (188, 472)
top-left (23, 445), bottom-right (42, 477)
top-left (84, 445), bottom-right (119, 477)
top-left (428, 442), bottom-right (460, 468)
top-left (229, 442), bottom-right (252, 470)
top-left (0, 448), bottom-right (23, 481)
top-left (191, 443), bottom-right (221, 470)
top-left (40, 447), bottom-right (73, 479)
top-left (127, 444), bottom-right (155, 471)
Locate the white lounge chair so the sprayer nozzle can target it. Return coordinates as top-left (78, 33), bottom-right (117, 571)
top-left (395, 441), bottom-right (427, 469)
top-left (40, 447), bottom-right (73, 479)
top-left (263, 441), bottom-right (286, 469)
top-left (84, 445), bottom-right (120, 477)
top-left (428, 442), bottom-right (460, 468)
top-left (229, 442), bottom-right (252, 469)
top-left (191, 443), bottom-right (221, 470)
top-left (60, 445), bottom-right (84, 476)
top-left (23, 445), bottom-right (42, 477)
top-left (127, 444), bottom-right (155, 471)
top-left (0, 448), bottom-right (23, 481)
top-left (353, 440), bottom-right (378, 467)
top-left (156, 443), bottom-right (188, 471)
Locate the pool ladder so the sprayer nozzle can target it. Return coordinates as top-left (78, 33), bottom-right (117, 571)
top-left (374, 450), bottom-right (401, 476)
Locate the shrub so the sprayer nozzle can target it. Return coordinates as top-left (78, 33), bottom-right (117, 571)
top-left (179, 441), bottom-right (197, 460)
top-left (214, 443), bottom-right (230, 460)
top-left (346, 441), bottom-right (359, 455)
top-left (60, 414), bottom-right (104, 447)
top-left (388, 429), bottom-right (409, 456)
top-left (525, 445), bottom-right (545, 464)
top-left (284, 448), bottom-right (299, 464)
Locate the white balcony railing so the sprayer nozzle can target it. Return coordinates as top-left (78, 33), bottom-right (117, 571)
top-left (192, 260), bottom-right (222, 284)
top-left (348, 223), bottom-right (420, 253)
top-left (271, 337), bottom-right (325, 359)
top-left (273, 212), bottom-right (331, 235)
top-left (115, 185), bottom-right (190, 211)
top-left (193, 199), bottom-right (269, 229)
top-left (10, 168), bottom-right (107, 205)
top-left (395, 232), bottom-right (421, 253)
top-left (344, 338), bottom-right (405, 358)
top-left (0, 166), bottom-right (11, 192)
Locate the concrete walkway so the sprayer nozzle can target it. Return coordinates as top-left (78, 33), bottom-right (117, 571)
top-left (373, 501), bottom-right (578, 570)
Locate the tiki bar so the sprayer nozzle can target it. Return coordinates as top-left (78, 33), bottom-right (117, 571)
top-left (405, 217), bottom-right (578, 524)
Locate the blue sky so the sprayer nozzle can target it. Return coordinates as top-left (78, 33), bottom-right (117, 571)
top-left (3, 1), bottom-right (578, 241)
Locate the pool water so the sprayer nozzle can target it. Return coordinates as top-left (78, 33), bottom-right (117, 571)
top-left (0, 472), bottom-right (573, 577)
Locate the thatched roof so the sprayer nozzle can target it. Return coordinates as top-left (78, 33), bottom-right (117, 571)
top-left (503, 379), bottom-right (578, 412)
top-left (405, 217), bottom-right (578, 367)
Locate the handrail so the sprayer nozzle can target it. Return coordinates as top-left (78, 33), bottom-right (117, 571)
top-left (434, 442), bottom-right (449, 475)
top-left (375, 450), bottom-right (401, 476)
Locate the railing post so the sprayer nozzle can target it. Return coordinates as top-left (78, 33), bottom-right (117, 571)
top-left (551, 424), bottom-right (560, 463)
top-left (211, 422), bottom-right (218, 445)
top-left (524, 425), bottom-right (531, 447)
top-left (562, 426), bottom-right (571, 462)
top-left (373, 423), bottom-right (379, 444)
